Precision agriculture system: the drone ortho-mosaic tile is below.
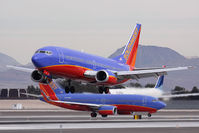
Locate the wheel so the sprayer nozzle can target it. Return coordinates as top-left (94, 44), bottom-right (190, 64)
top-left (101, 115), bottom-right (108, 118)
top-left (91, 112), bottom-right (97, 117)
top-left (148, 113), bottom-right (152, 117)
top-left (65, 86), bottom-right (70, 93)
top-left (104, 87), bottom-right (109, 94)
top-left (70, 86), bottom-right (75, 93)
top-left (98, 87), bottom-right (104, 94)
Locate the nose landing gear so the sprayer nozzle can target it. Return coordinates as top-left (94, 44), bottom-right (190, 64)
top-left (65, 79), bottom-right (75, 93)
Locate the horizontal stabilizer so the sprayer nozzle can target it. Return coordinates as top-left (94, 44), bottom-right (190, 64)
top-left (21, 93), bottom-right (42, 98)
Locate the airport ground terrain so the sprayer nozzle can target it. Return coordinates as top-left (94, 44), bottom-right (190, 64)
top-left (0, 100), bottom-right (199, 133)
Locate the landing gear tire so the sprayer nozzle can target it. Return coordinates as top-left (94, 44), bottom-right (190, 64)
top-left (148, 113), bottom-right (152, 117)
top-left (101, 115), bottom-right (108, 118)
top-left (65, 86), bottom-right (75, 93)
top-left (91, 112), bottom-right (97, 117)
top-left (98, 87), bottom-right (109, 94)
top-left (65, 86), bottom-right (70, 93)
top-left (65, 79), bottom-right (75, 93)
top-left (98, 87), bottom-right (104, 94)
top-left (104, 87), bottom-right (109, 94)
top-left (70, 86), bottom-right (75, 93)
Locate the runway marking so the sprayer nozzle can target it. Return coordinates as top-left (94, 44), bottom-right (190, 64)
top-left (1, 118), bottom-right (199, 125)
top-left (1, 109), bottom-right (199, 130)
top-left (0, 121), bottom-right (199, 130)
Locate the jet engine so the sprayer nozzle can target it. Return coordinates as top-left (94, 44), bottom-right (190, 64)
top-left (95, 70), bottom-right (117, 84)
top-left (98, 106), bottom-right (117, 115)
top-left (31, 70), bottom-right (45, 83)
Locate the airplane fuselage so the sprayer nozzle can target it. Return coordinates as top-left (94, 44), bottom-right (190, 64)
top-left (32, 46), bottom-right (130, 85)
top-left (39, 82), bottom-right (166, 115)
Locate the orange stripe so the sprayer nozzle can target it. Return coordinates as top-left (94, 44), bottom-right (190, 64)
top-left (40, 64), bottom-right (91, 71)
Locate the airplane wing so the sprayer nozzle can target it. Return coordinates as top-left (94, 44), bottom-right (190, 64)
top-left (158, 93), bottom-right (199, 98)
top-left (40, 89), bottom-right (101, 109)
top-left (7, 65), bottom-right (34, 73)
top-left (7, 65), bottom-right (191, 81)
top-left (84, 66), bottom-right (191, 80)
top-left (116, 66), bottom-right (191, 80)
top-left (51, 99), bottom-right (101, 108)
top-left (21, 93), bottom-right (42, 98)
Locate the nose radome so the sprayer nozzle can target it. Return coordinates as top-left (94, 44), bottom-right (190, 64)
top-left (32, 54), bottom-right (43, 68)
top-left (159, 101), bottom-right (166, 109)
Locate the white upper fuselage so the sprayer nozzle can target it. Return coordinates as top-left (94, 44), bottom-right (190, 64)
top-left (110, 87), bottom-right (163, 98)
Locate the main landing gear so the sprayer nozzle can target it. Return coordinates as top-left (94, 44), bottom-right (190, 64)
top-left (65, 79), bottom-right (75, 93)
top-left (147, 113), bottom-right (152, 117)
top-left (98, 86), bottom-right (109, 94)
top-left (90, 112), bottom-right (108, 118)
top-left (91, 112), bottom-right (97, 117)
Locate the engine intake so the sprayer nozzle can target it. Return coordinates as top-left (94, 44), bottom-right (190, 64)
top-left (31, 70), bottom-right (44, 82)
top-left (95, 70), bottom-right (109, 82)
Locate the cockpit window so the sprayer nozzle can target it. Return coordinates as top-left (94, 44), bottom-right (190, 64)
top-left (152, 98), bottom-right (158, 102)
top-left (35, 50), bottom-right (52, 55)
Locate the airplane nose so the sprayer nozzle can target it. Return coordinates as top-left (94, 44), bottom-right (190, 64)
top-left (32, 54), bottom-right (43, 68)
top-left (158, 101), bottom-right (166, 110)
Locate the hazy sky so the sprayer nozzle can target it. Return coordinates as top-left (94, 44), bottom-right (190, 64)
top-left (0, 0), bottom-right (198, 64)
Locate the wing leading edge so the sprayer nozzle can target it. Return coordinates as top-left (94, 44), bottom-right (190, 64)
top-left (84, 66), bottom-right (191, 80)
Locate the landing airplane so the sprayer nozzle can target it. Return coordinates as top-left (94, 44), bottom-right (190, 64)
top-left (110, 75), bottom-right (199, 99)
top-left (7, 23), bottom-right (190, 94)
top-left (35, 79), bottom-right (166, 118)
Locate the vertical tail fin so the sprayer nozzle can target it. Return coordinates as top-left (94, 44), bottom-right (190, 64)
top-left (155, 75), bottom-right (164, 89)
top-left (112, 23), bottom-right (141, 69)
top-left (39, 80), bottom-right (64, 100)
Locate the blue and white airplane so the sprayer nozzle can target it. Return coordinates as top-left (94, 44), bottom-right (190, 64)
top-left (37, 79), bottom-right (166, 118)
top-left (110, 75), bottom-right (199, 99)
top-left (7, 23), bottom-right (190, 94)
top-left (110, 76), bottom-right (165, 97)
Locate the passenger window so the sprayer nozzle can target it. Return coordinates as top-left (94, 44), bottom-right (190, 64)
top-left (35, 50), bottom-right (52, 55)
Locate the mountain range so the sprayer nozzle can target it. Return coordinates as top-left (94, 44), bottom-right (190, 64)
top-left (109, 45), bottom-right (199, 91)
top-left (0, 45), bottom-right (198, 90)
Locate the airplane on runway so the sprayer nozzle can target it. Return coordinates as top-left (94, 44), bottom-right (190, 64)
top-left (36, 79), bottom-right (166, 118)
top-left (7, 23), bottom-right (190, 94)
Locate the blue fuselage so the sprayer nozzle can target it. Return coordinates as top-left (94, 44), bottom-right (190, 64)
top-left (32, 46), bottom-right (129, 71)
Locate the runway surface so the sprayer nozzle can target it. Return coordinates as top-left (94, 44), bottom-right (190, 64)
top-left (0, 109), bottom-right (199, 133)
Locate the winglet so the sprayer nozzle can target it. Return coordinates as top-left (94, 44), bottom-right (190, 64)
top-left (155, 75), bottom-right (164, 89)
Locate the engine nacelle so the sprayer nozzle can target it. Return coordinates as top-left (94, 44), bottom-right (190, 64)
top-left (98, 106), bottom-right (117, 115)
top-left (95, 70), bottom-right (117, 84)
top-left (31, 70), bottom-right (44, 82)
